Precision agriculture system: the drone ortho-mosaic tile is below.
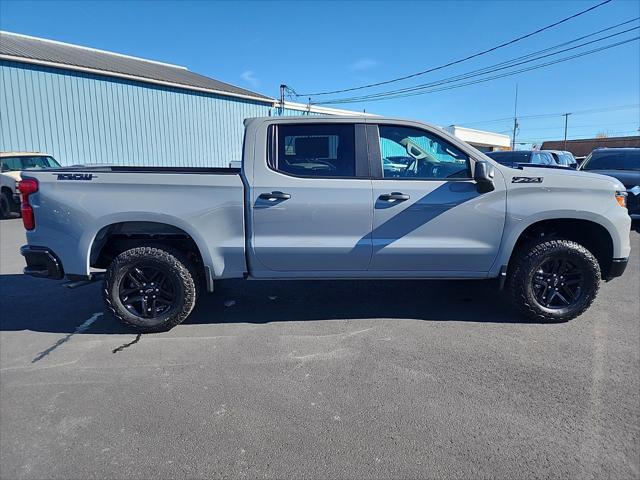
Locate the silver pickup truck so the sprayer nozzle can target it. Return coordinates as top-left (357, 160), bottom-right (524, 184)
top-left (19, 116), bottom-right (631, 331)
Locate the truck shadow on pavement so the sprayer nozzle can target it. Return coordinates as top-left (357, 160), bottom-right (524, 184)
top-left (0, 274), bottom-right (544, 335)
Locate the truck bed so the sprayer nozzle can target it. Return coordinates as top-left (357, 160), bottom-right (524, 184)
top-left (22, 166), bottom-right (247, 281)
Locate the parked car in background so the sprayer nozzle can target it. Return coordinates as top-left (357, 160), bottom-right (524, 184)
top-left (575, 156), bottom-right (587, 167)
top-left (382, 157), bottom-right (409, 175)
top-left (1, 153), bottom-right (61, 218)
top-left (579, 148), bottom-right (640, 220)
top-left (484, 150), bottom-right (556, 167)
top-left (544, 150), bottom-right (578, 169)
top-left (18, 116), bottom-right (630, 332)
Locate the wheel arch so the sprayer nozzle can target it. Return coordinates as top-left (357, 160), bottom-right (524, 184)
top-left (87, 219), bottom-right (213, 290)
top-left (498, 216), bottom-right (616, 279)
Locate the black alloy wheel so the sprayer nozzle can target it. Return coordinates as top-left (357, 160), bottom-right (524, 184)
top-left (531, 257), bottom-right (585, 309)
top-left (507, 238), bottom-right (600, 323)
top-left (118, 264), bottom-right (177, 319)
top-left (104, 246), bottom-right (197, 332)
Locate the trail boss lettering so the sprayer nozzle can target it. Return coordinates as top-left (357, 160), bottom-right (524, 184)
top-left (56, 173), bottom-right (95, 181)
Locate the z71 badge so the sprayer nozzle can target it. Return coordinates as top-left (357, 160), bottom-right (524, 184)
top-left (512, 176), bottom-right (543, 183)
top-left (55, 173), bottom-right (96, 181)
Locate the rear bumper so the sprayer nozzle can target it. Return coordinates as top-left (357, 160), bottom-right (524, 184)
top-left (604, 257), bottom-right (628, 281)
top-left (20, 245), bottom-right (64, 280)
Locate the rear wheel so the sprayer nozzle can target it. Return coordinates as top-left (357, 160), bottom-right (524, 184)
top-left (507, 238), bottom-right (600, 323)
top-left (103, 246), bottom-right (197, 332)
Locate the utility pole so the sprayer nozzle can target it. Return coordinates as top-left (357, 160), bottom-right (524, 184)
top-left (562, 113), bottom-right (572, 151)
top-left (279, 84), bottom-right (286, 108)
top-left (511, 84), bottom-right (519, 150)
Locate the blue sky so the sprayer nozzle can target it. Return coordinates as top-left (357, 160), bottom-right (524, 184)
top-left (1, 0), bottom-right (638, 145)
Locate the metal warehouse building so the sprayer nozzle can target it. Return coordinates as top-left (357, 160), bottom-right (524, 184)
top-left (1, 31), bottom-right (512, 167)
top-left (0, 31), bottom-right (362, 168)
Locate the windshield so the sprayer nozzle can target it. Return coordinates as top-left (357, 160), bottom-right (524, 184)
top-left (581, 150), bottom-right (640, 171)
top-left (486, 151), bottom-right (532, 163)
top-left (1, 156), bottom-right (61, 171)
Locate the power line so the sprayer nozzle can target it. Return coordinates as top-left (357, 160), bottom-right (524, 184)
top-left (506, 121), bottom-right (639, 132)
top-left (459, 104), bottom-right (640, 127)
top-left (317, 20), bottom-right (639, 102)
top-left (296, 0), bottom-right (613, 97)
top-left (519, 131), bottom-right (640, 142)
top-left (311, 23), bottom-right (638, 104)
top-left (313, 35), bottom-right (639, 105)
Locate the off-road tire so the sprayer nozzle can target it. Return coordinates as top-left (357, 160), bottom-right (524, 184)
top-left (0, 192), bottom-right (11, 219)
top-left (103, 246), bottom-right (197, 332)
top-left (507, 238), bottom-right (600, 323)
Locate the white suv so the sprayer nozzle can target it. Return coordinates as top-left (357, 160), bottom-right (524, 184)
top-left (1, 152), bottom-right (61, 218)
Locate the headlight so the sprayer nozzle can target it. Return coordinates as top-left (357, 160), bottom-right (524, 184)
top-left (615, 190), bottom-right (627, 208)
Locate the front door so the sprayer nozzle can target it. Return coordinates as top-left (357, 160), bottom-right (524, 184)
top-left (250, 122), bottom-right (373, 274)
top-left (368, 124), bottom-right (506, 273)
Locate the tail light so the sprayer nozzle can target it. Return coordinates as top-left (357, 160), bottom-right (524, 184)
top-left (18, 178), bottom-right (38, 230)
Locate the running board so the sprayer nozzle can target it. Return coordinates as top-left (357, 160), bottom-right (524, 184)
top-left (63, 272), bottom-right (105, 289)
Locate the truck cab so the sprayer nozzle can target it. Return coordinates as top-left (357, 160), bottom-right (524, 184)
top-left (244, 117), bottom-right (507, 277)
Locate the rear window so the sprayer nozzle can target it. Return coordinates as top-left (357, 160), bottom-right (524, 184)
top-left (269, 124), bottom-right (356, 177)
top-left (582, 150), bottom-right (640, 171)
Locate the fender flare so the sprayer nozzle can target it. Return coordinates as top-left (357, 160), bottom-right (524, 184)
top-left (82, 213), bottom-right (217, 280)
top-left (490, 210), bottom-right (620, 277)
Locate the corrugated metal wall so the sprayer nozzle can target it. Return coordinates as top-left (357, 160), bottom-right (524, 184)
top-left (0, 60), bottom-right (323, 167)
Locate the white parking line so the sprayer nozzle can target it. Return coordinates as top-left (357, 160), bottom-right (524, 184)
top-left (31, 312), bottom-right (103, 363)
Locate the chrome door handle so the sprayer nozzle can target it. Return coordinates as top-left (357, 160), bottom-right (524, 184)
top-left (379, 192), bottom-right (410, 201)
top-left (258, 191), bottom-right (291, 201)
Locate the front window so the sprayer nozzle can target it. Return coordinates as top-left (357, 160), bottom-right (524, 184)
top-left (378, 125), bottom-right (470, 179)
top-left (270, 124), bottom-right (355, 177)
top-left (581, 150), bottom-right (640, 171)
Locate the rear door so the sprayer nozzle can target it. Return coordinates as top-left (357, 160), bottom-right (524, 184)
top-left (249, 122), bottom-right (373, 274)
top-left (367, 123), bottom-right (506, 273)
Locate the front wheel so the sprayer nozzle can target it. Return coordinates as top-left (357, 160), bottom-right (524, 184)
top-left (507, 238), bottom-right (601, 323)
top-left (103, 246), bottom-right (197, 332)
top-left (0, 192), bottom-right (11, 219)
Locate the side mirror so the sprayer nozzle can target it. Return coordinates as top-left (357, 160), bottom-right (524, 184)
top-left (0, 164), bottom-right (6, 173)
top-left (474, 160), bottom-right (495, 193)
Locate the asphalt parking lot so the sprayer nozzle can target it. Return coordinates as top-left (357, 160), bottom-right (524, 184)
top-left (1, 217), bottom-right (638, 480)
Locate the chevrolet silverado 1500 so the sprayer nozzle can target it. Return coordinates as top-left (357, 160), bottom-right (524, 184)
top-left (19, 117), bottom-right (631, 331)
